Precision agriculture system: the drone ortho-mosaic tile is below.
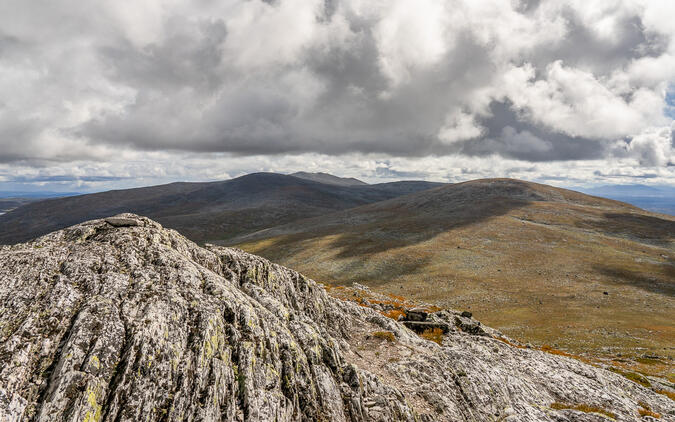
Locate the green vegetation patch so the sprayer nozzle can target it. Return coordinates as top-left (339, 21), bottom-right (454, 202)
top-left (608, 367), bottom-right (651, 388)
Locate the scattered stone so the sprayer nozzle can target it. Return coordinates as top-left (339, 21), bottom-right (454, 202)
top-left (460, 310), bottom-right (473, 318)
top-left (603, 291), bottom-right (609, 295)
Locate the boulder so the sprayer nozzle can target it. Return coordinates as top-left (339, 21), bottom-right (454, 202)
top-left (402, 321), bottom-right (451, 334)
top-left (404, 308), bottom-right (428, 322)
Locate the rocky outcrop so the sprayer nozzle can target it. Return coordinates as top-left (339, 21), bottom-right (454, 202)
top-left (0, 214), bottom-right (673, 421)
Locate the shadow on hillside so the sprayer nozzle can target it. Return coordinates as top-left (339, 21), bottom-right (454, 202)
top-left (592, 262), bottom-right (675, 297)
top-left (328, 199), bottom-right (532, 259)
top-left (232, 227), bottom-right (436, 282)
top-left (323, 254), bottom-right (435, 285)
top-left (241, 198), bottom-right (530, 262)
top-left (575, 213), bottom-right (675, 245)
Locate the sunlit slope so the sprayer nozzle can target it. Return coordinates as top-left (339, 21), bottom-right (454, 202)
top-left (235, 179), bottom-right (675, 359)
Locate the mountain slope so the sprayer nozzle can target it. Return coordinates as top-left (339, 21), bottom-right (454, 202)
top-left (234, 179), bottom-right (675, 361)
top-left (1, 214), bottom-right (672, 421)
top-left (0, 197), bottom-right (41, 215)
top-left (0, 173), bottom-right (441, 245)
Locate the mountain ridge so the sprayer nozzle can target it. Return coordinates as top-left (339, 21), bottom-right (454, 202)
top-left (0, 172), bottom-right (442, 245)
top-left (229, 177), bottom-right (646, 243)
top-left (290, 171), bottom-right (368, 186)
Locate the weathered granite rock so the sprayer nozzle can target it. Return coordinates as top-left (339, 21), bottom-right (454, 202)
top-left (454, 315), bottom-right (488, 336)
top-left (0, 214), bottom-right (673, 421)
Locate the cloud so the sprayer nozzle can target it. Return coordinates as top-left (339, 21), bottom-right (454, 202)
top-left (614, 124), bottom-right (674, 166)
top-left (0, 0), bottom-right (674, 187)
top-left (438, 111), bottom-right (485, 144)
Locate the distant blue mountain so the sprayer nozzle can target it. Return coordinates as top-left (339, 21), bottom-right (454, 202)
top-left (576, 185), bottom-right (675, 215)
top-left (0, 191), bottom-right (80, 199)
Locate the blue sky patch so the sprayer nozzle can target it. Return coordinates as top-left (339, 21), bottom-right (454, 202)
top-left (666, 85), bottom-right (675, 119)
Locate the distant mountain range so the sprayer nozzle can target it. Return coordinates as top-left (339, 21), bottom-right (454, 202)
top-left (0, 191), bottom-right (80, 198)
top-left (0, 172), bottom-right (441, 244)
top-left (576, 184), bottom-right (675, 215)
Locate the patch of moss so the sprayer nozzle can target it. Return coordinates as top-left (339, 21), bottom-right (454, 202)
top-left (372, 331), bottom-right (396, 342)
top-left (550, 402), bottom-right (616, 419)
top-left (635, 356), bottom-right (661, 365)
top-left (609, 367), bottom-right (651, 388)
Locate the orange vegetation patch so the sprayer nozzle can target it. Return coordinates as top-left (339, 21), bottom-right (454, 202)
top-left (638, 401), bottom-right (661, 419)
top-left (386, 293), bottom-right (407, 302)
top-left (540, 344), bottom-right (576, 358)
top-left (550, 402), bottom-right (616, 419)
top-left (655, 389), bottom-right (675, 401)
top-left (420, 328), bottom-right (444, 345)
top-left (381, 309), bottom-right (406, 320)
top-left (496, 336), bottom-right (526, 349)
top-left (539, 344), bottom-right (593, 364)
top-left (325, 283), bottom-right (444, 323)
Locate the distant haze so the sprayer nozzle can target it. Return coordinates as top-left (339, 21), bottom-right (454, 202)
top-left (576, 185), bottom-right (675, 215)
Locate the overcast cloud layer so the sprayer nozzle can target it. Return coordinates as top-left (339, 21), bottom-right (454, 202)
top-left (1, 0), bottom-right (674, 190)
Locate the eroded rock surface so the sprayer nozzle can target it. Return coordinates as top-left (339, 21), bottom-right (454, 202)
top-left (0, 214), bottom-right (672, 421)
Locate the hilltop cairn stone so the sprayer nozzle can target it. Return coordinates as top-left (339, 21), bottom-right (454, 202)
top-left (104, 216), bottom-right (140, 227)
top-left (0, 214), bottom-right (673, 421)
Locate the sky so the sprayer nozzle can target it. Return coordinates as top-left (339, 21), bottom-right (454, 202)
top-left (0, 0), bottom-right (674, 192)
